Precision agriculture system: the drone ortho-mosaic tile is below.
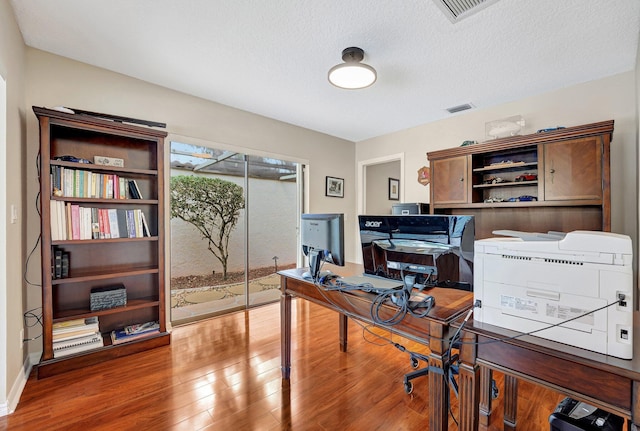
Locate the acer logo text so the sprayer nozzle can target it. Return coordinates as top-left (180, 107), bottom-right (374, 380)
top-left (364, 221), bottom-right (383, 228)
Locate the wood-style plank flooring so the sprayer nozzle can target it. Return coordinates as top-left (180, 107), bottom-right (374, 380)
top-left (1, 300), bottom-right (564, 430)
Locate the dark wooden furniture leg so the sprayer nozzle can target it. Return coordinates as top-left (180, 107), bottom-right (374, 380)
top-left (428, 321), bottom-right (449, 431)
top-left (504, 374), bottom-right (518, 431)
top-left (458, 330), bottom-right (479, 431)
top-left (632, 380), bottom-right (640, 430)
top-left (479, 366), bottom-right (493, 426)
top-left (280, 276), bottom-right (292, 380)
top-left (339, 313), bottom-right (348, 352)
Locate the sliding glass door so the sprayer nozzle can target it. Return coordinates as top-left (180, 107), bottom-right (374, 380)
top-left (169, 142), bottom-right (300, 323)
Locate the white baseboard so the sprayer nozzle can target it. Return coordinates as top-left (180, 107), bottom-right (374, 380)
top-left (0, 351), bottom-right (39, 417)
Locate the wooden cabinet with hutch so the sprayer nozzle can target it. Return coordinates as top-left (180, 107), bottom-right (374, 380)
top-left (34, 106), bottom-right (171, 378)
top-left (427, 121), bottom-right (613, 239)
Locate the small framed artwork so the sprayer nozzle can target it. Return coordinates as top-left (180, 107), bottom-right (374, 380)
top-left (389, 178), bottom-right (400, 200)
top-left (325, 176), bottom-right (344, 198)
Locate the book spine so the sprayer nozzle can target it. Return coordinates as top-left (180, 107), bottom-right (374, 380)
top-left (126, 210), bottom-right (136, 238)
top-left (71, 204), bottom-right (80, 240)
top-left (108, 209), bottom-right (120, 238)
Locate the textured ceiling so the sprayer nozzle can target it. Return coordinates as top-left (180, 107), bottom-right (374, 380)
top-left (9, 0), bottom-right (640, 142)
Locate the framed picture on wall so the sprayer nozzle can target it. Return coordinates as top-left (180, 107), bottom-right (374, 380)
top-left (389, 178), bottom-right (399, 200)
top-left (326, 176), bottom-right (344, 198)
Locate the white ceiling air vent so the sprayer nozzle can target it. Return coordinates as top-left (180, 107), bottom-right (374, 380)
top-left (446, 103), bottom-right (474, 114)
top-left (433, 0), bottom-right (501, 23)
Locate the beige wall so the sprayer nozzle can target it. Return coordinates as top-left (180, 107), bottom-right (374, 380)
top-left (356, 72), bottom-right (638, 247)
top-left (0, 0), bottom-right (27, 413)
top-left (365, 161), bottom-right (401, 214)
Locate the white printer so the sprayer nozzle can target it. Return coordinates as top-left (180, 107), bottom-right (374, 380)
top-left (474, 230), bottom-right (633, 359)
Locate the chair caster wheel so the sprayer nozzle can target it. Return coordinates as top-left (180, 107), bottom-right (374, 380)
top-left (411, 358), bottom-right (419, 369)
top-left (404, 381), bottom-right (413, 395)
top-left (491, 379), bottom-right (499, 399)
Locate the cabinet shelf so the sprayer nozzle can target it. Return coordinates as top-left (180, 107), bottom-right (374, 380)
top-left (51, 196), bottom-right (159, 205)
top-left (51, 159), bottom-right (158, 176)
top-left (473, 161), bottom-right (537, 173)
top-left (52, 266), bottom-right (159, 285)
top-left (37, 332), bottom-right (170, 379)
top-left (473, 180), bottom-right (538, 189)
top-left (52, 236), bottom-right (158, 246)
top-left (53, 298), bottom-right (160, 322)
top-left (432, 199), bottom-right (604, 210)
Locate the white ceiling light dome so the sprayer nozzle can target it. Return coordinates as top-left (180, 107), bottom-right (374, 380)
top-left (328, 47), bottom-right (377, 90)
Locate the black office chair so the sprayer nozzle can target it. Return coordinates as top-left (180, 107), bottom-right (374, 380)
top-left (401, 344), bottom-right (499, 400)
top-left (401, 346), bottom-right (460, 395)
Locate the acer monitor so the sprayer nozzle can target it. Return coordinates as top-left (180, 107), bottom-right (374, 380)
top-left (301, 213), bottom-right (345, 281)
top-left (358, 214), bottom-right (474, 290)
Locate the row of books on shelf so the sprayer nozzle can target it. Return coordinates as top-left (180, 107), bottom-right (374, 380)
top-left (52, 317), bottom-right (161, 358)
top-left (50, 201), bottom-right (151, 241)
top-left (50, 165), bottom-right (144, 199)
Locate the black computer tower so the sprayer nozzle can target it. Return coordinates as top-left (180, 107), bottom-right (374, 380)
top-left (391, 202), bottom-right (429, 215)
top-left (549, 398), bottom-right (623, 431)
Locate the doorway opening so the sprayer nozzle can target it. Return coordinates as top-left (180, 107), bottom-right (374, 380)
top-left (169, 141), bottom-right (301, 324)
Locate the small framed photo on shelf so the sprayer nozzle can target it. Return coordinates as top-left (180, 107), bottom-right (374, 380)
top-left (389, 178), bottom-right (400, 200)
top-left (325, 176), bottom-right (344, 198)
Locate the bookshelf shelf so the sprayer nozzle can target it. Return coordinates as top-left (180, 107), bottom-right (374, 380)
top-left (51, 266), bottom-right (159, 284)
top-left (50, 159), bottom-right (159, 176)
top-left (52, 236), bottom-right (159, 246)
top-left (50, 196), bottom-right (159, 205)
top-left (34, 106), bottom-right (170, 378)
top-left (53, 298), bottom-right (161, 322)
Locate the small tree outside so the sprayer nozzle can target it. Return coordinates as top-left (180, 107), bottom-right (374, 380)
top-left (170, 175), bottom-right (245, 280)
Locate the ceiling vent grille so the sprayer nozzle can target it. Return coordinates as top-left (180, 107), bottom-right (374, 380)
top-left (433, 0), bottom-right (500, 23)
top-left (446, 103), bottom-right (474, 114)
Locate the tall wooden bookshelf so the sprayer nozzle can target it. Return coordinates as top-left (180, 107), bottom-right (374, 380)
top-left (34, 106), bottom-right (171, 378)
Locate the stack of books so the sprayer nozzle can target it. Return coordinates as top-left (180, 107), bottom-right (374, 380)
top-left (52, 316), bottom-right (103, 358)
top-left (110, 321), bottom-right (160, 345)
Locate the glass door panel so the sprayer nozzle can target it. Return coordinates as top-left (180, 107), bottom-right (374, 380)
top-left (169, 142), bottom-right (299, 323)
top-left (246, 155), bottom-right (298, 307)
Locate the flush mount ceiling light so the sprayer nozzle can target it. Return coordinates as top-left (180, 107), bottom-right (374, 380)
top-left (328, 47), bottom-right (377, 90)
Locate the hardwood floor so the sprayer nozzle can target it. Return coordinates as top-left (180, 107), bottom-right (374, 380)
top-left (1, 299), bottom-right (564, 430)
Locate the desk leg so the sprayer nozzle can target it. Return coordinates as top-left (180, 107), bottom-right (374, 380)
top-left (479, 367), bottom-right (493, 426)
top-left (428, 321), bottom-right (449, 431)
top-left (631, 380), bottom-right (640, 430)
top-left (281, 285), bottom-right (292, 381)
top-left (458, 330), bottom-right (479, 431)
top-left (339, 313), bottom-right (348, 352)
top-left (503, 375), bottom-right (518, 431)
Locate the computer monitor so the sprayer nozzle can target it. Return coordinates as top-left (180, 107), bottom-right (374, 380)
top-left (358, 214), bottom-right (474, 290)
top-left (301, 213), bottom-right (345, 280)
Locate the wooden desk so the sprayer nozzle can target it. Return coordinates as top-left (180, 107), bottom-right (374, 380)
top-left (280, 263), bottom-right (475, 431)
top-left (459, 315), bottom-right (640, 430)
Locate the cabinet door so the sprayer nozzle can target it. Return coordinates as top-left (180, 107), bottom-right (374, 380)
top-left (431, 156), bottom-right (468, 204)
top-left (544, 137), bottom-right (602, 201)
